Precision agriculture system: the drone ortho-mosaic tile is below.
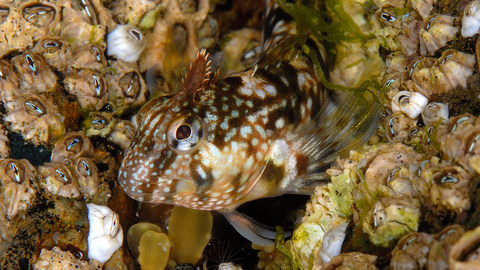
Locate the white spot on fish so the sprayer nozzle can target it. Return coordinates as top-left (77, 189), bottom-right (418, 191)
top-left (275, 118), bottom-right (285, 129)
top-left (255, 89), bottom-right (266, 99)
top-left (240, 126), bottom-right (252, 138)
top-left (264, 85), bottom-right (277, 96)
top-left (197, 166), bottom-right (206, 179)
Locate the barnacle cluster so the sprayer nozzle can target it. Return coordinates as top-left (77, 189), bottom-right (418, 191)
top-left (0, 0), bottom-right (220, 268)
top-left (254, 0), bottom-right (480, 268)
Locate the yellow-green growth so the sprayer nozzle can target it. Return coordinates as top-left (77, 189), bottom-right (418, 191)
top-left (168, 206), bottom-right (212, 265)
top-left (138, 231), bottom-right (171, 270)
top-left (127, 222), bottom-right (163, 259)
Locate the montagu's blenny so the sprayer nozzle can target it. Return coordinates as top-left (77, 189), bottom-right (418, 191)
top-left (118, 1), bottom-right (380, 245)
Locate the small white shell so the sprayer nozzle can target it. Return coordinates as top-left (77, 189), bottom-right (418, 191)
top-left (107, 25), bottom-right (145, 63)
top-left (318, 223), bottom-right (348, 263)
top-left (421, 102), bottom-right (449, 127)
top-left (391, 91), bottom-right (428, 119)
top-left (86, 203), bottom-right (123, 264)
top-left (461, 0), bottom-right (480, 37)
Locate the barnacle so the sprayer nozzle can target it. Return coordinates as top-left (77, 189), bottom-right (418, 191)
top-left (107, 25), bottom-right (146, 63)
top-left (64, 70), bottom-right (108, 110)
top-left (404, 51), bottom-right (475, 99)
top-left (390, 232), bottom-right (433, 269)
top-left (0, 124), bottom-right (10, 159)
top-left (11, 52), bottom-right (58, 93)
top-left (362, 197), bottom-right (421, 247)
top-left (0, 2), bottom-right (61, 58)
top-left (449, 225), bottom-right (480, 269)
top-left (51, 132), bottom-right (95, 166)
top-left (71, 43), bottom-right (108, 71)
top-left (84, 111), bottom-right (115, 137)
top-left (73, 157), bottom-right (99, 197)
top-left (105, 60), bottom-right (147, 115)
top-left (0, 60), bottom-right (21, 104)
top-left (138, 0), bottom-right (210, 72)
top-left (461, 0), bottom-right (480, 37)
top-left (428, 225), bottom-right (465, 270)
top-left (110, 0), bottom-right (163, 26)
top-left (422, 102), bottom-right (449, 127)
top-left (419, 15), bottom-right (459, 56)
top-left (413, 158), bottom-right (472, 215)
top-left (86, 203), bottom-right (123, 264)
top-left (34, 246), bottom-right (103, 270)
top-left (32, 36), bottom-right (74, 73)
top-left (391, 91), bottom-right (428, 119)
top-left (38, 162), bottom-right (80, 198)
top-left (321, 252), bottom-right (378, 270)
top-left (108, 119), bottom-right (136, 152)
top-left (59, 0), bottom-right (115, 50)
top-left (0, 159), bottom-right (36, 219)
top-left (3, 94), bottom-right (65, 146)
top-left (410, 0), bottom-right (437, 19)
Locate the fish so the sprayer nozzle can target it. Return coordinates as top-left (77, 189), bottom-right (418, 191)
top-left (118, 2), bottom-right (381, 245)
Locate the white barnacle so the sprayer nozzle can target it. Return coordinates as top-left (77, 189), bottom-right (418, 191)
top-left (107, 25), bottom-right (146, 63)
top-left (461, 0), bottom-right (480, 37)
top-left (318, 223), bottom-right (349, 263)
top-left (391, 91), bottom-right (428, 119)
top-left (86, 204), bottom-right (123, 264)
top-left (421, 102), bottom-right (449, 127)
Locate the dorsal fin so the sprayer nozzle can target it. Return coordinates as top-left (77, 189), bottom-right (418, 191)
top-left (182, 49), bottom-right (212, 93)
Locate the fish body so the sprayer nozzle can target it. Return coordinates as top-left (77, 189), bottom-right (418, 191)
top-left (118, 2), bottom-right (380, 245)
top-left (120, 37), bottom-right (327, 210)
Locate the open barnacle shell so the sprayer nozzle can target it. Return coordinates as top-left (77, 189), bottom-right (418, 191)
top-left (0, 60), bottom-right (20, 104)
top-left (32, 36), bottom-right (74, 73)
top-left (73, 157), bottom-right (99, 197)
top-left (428, 225), bottom-right (465, 270)
top-left (51, 132), bottom-right (95, 166)
top-left (422, 102), bottom-right (449, 127)
top-left (71, 43), bottom-right (107, 72)
top-left (3, 94), bottom-right (65, 146)
top-left (0, 2), bottom-right (62, 58)
top-left (390, 232), bottom-right (433, 269)
top-left (11, 52), bottom-right (58, 93)
top-left (414, 158), bottom-right (472, 214)
top-left (391, 91), bottom-right (428, 119)
top-left (59, 0), bottom-right (115, 50)
top-left (84, 111), bottom-right (115, 137)
top-left (64, 70), bottom-right (108, 110)
top-left (419, 15), bottom-right (459, 56)
top-left (86, 203), bottom-right (123, 264)
top-left (362, 197), bottom-right (421, 247)
top-left (0, 159), bottom-right (36, 219)
top-left (105, 61), bottom-right (147, 114)
top-left (107, 25), bottom-right (146, 63)
top-left (38, 162), bottom-right (80, 198)
top-left (373, 7), bottom-right (403, 52)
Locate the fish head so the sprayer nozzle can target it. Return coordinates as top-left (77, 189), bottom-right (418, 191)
top-left (118, 86), bottom-right (268, 211)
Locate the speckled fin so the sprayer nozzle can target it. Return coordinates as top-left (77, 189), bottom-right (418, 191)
top-left (290, 57), bottom-right (384, 193)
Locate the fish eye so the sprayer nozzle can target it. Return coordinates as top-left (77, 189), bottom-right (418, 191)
top-left (168, 116), bottom-right (204, 153)
top-left (176, 124), bottom-right (192, 140)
